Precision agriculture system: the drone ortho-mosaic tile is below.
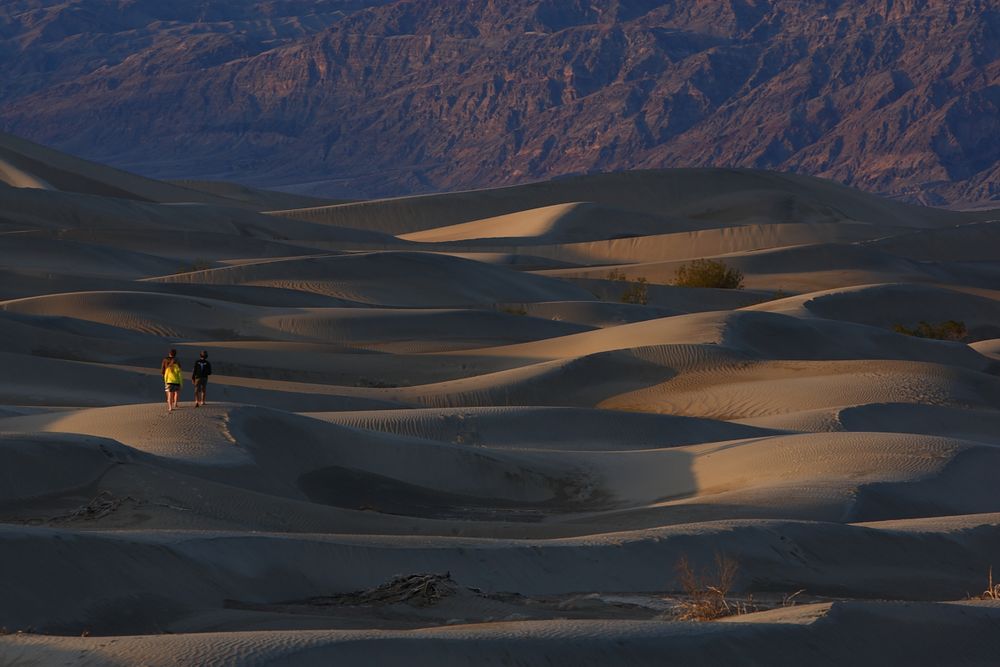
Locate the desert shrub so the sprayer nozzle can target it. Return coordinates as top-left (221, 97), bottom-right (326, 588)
top-left (500, 305), bottom-right (528, 316)
top-left (178, 257), bottom-right (213, 273)
top-left (606, 268), bottom-right (628, 281)
top-left (674, 259), bottom-right (744, 289)
top-left (620, 277), bottom-right (649, 305)
top-left (982, 567), bottom-right (1000, 600)
top-left (355, 377), bottom-right (399, 388)
top-left (606, 268), bottom-right (649, 305)
top-left (751, 288), bottom-right (789, 305)
top-left (673, 553), bottom-right (756, 621)
top-left (892, 320), bottom-right (967, 341)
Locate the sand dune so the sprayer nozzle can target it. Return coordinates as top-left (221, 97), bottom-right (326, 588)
top-left (602, 359), bottom-right (1000, 417)
top-left (440, 251), bottom-right (581, 271)
top-left (0, 131), bottom-right (359, 213)
top-left (971, 338), bottom-right (1000, 360)
top-left (259, 307), bottom-right (591, 352)
top-left (0, 179), bottom-right (397, 249)
top-left (27, 227), bottom-right (325, 264)
top-left (0, 266), bottom-right (365, 305)
top-left (308, 406), bottom-right (777, 450)
top-left (272, 169), bottom-right (981, 235)
top-left (382, 350), bottom-right (675, 409)
top-left (400, 202), bottom-right (697, 244)
top-left (0, 157), bottom-right (54, 190)
top-left (0, 131), bottom-right (239, 205)
top-left (4, 602), bottom-right (1000, 666)
top-left (457, 309), bottom-right (991, 371)
top-left (749, 282), bottom-right (1000, 341)
top-left (865, 219), bottom-right (1000, 261)
top-left (516, 300), bottom-right (684, 327)
top-left (153, 251), bottom-right (594, 307)
top-left (16, 404), bottom-right (995, 535)
top-left (0, 234), bottom-right (183, 278)
top-left (0, 306), bottom-right (164, 363)
top-left (541, 241), bottom-right (1000, 292)
top-left (2, 291), bottom-right (293, 341)
top-left (1, 511), bottom-right (999, 635)
top-left (3, 148), bottom-right (1000, 664)
top-left (170, 179), bottom-right (342, 210)
top-left (738, 403), bottom-right (1000, 444)
top-left (0, 351), bottom-right (400, 410)
top-left (483, 221), bottom-right (898, 266)
top-left (170, 341), bottom-right (528, 387)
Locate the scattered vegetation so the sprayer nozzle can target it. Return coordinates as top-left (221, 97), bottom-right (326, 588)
top-left (298, 573), bottom-right (458, 608)
top-left (177, 257), bottom-right (213, 273)
top-left (15, 490), bottom-right (191, 526)
top-left (50, 490), bottom-right (137, 523)
top-left (0, 626), bottom-right (34, 635)
top-left (620, 277), bottom-right (649, 305)
top-left (982, 566), bottom-right (1000, 600)
top-left (892, 320), bottom-right (968, 341)
top-left (673, 258), bottom-right (744, 289)
top-left (606, 268), bottom-right (628, 281)
top-left (500, 305), bottom-right (528, 316)
top-left (782, 589), bottom-right (806, 607)
top-left (355, 377), bottom-right (400, 389)
top-left (752, 288), bottom-right (789, 305)
top-left (673, 553), bottom-right (757, 621)
top-left (607, 269), bottom-right (649, 305)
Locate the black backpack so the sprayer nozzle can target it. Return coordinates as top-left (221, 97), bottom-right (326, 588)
top-left (194, 359), bottom-right (212, 378)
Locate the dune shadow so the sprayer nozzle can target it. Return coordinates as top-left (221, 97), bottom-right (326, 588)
top-left (298, 465), bottom-right (621, 522)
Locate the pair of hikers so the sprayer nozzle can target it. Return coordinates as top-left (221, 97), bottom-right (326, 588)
top-left (161, 349), bottom-right (212, 412)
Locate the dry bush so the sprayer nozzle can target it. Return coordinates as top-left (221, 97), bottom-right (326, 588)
top-left (674, 258), bottom-right (744, 289)
top-left (892, 320), bottom-right (967, 341)
top-left (674, 552), bottom-right (757, 621)
top-left (606, 268), bottom-right (628, 281)
top-left (620, 277), bottom-right (649, 305)
top-left (782, 589), bottom-right (805, 607)
top-left (606, 268), bottom-right (649, 305)
top-left (177, 257), bottom-right (213, 273)
top-left (983, 566), bottom-right (1000, 600)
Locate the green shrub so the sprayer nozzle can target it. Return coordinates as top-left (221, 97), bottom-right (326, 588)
top-left (674, 259), bottom-right (744, 289)
top-left (893, 320), bottom-right (967, 341)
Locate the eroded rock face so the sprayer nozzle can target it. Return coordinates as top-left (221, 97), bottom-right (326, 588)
top-left (1, 0), bottom-right (997, 205)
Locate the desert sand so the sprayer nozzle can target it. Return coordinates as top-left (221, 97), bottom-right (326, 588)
top-left (1, 132), bottom-right (1000, 665)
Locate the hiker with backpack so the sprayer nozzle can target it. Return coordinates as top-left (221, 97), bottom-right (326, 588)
top-left (162, 349), bottom-right (182, 413)
top-left (192, 350), bottom-right (212, 407)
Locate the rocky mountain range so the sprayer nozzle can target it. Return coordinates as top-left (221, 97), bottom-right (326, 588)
top-left (1, 0), bottom-right (997, 205)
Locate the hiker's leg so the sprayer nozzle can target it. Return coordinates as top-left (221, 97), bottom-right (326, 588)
top-left (165, 388), bottom-right (171, 411)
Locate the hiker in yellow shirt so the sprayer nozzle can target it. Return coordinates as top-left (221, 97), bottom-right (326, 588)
top-left (162, 349), bottom-right (183, 413)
